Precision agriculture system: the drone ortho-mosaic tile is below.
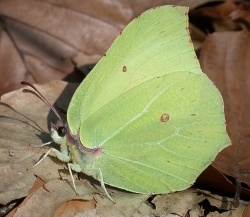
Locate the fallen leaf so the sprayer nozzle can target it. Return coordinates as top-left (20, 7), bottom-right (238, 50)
top-left (200, 28), bottom-right (250, 192)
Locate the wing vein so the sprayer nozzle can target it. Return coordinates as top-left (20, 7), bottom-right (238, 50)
top-left (100, 83), bottom-right (175, 146)
top-left (105, 152), bottom-right (191, 183)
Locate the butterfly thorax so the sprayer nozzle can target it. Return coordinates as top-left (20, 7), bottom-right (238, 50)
top-left (51, 120), bottom-right (101, 175)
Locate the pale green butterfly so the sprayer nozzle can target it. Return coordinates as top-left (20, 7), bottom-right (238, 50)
top-left (22, 5), bottom-right (230, 201)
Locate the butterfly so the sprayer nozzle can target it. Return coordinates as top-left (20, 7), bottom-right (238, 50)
top-left (22, 5), bottom-right (230, 201)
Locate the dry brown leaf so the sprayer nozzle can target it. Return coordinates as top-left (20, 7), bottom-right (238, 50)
top-left (152, 189), bottom-right (204, 216)
top-left (197, 166), bottom-right (239, 198)
top-left (6, 177), bottom-right (45, 217)
top-left (243, 202), bottom-right (250, 217)
top-left (129, 0), bottom-right (221, 16)
top-left (200, 29), bottom-right (250, 190)
top-left (200, 1), bottom-right (240, 18)
top-left (9, 179), bottom-right (96, 217)
top-left (229, 7), bottom-right (250, 29)
top-left (54, 199), bottom-right (96, 217)
top-left (198, 190), bottom-right (247, 217)
top-left (0, 0), bottom-right (133, 95)
top-left (189, 1), bottom-right (240, 34)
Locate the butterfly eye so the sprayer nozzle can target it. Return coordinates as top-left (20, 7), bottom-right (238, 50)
top-left (58, 126), bottom-right (66, 137)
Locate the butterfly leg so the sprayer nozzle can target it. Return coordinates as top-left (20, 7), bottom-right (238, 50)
top-left (33, 148), bottom-right (71, 167)
top-left (34, 147), bottom-right (81, 195)
top-left (67, 163), bottom-right (81, 195)
top-left (35, 141), bottom-right (53, 148)
top-left (97, 168), bottom-right (114, 202)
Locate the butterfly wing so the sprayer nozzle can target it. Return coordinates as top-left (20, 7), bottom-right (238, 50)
top-left (67, 6), bottom-right (230, 193)
top-left (67, 6), bottom-right (202, 142)
top-left (82, 71), bottom-right (229, 193)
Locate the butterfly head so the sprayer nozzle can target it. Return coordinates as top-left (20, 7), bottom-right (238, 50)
top-left (50, 119), bottom-right (69, 144)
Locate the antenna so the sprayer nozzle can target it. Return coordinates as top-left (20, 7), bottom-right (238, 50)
top-left (21, 81), bottom-right (62, 121)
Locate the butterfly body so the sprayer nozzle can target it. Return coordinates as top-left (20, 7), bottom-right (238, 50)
top-left (51, 120), bottom-right (100, 176)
